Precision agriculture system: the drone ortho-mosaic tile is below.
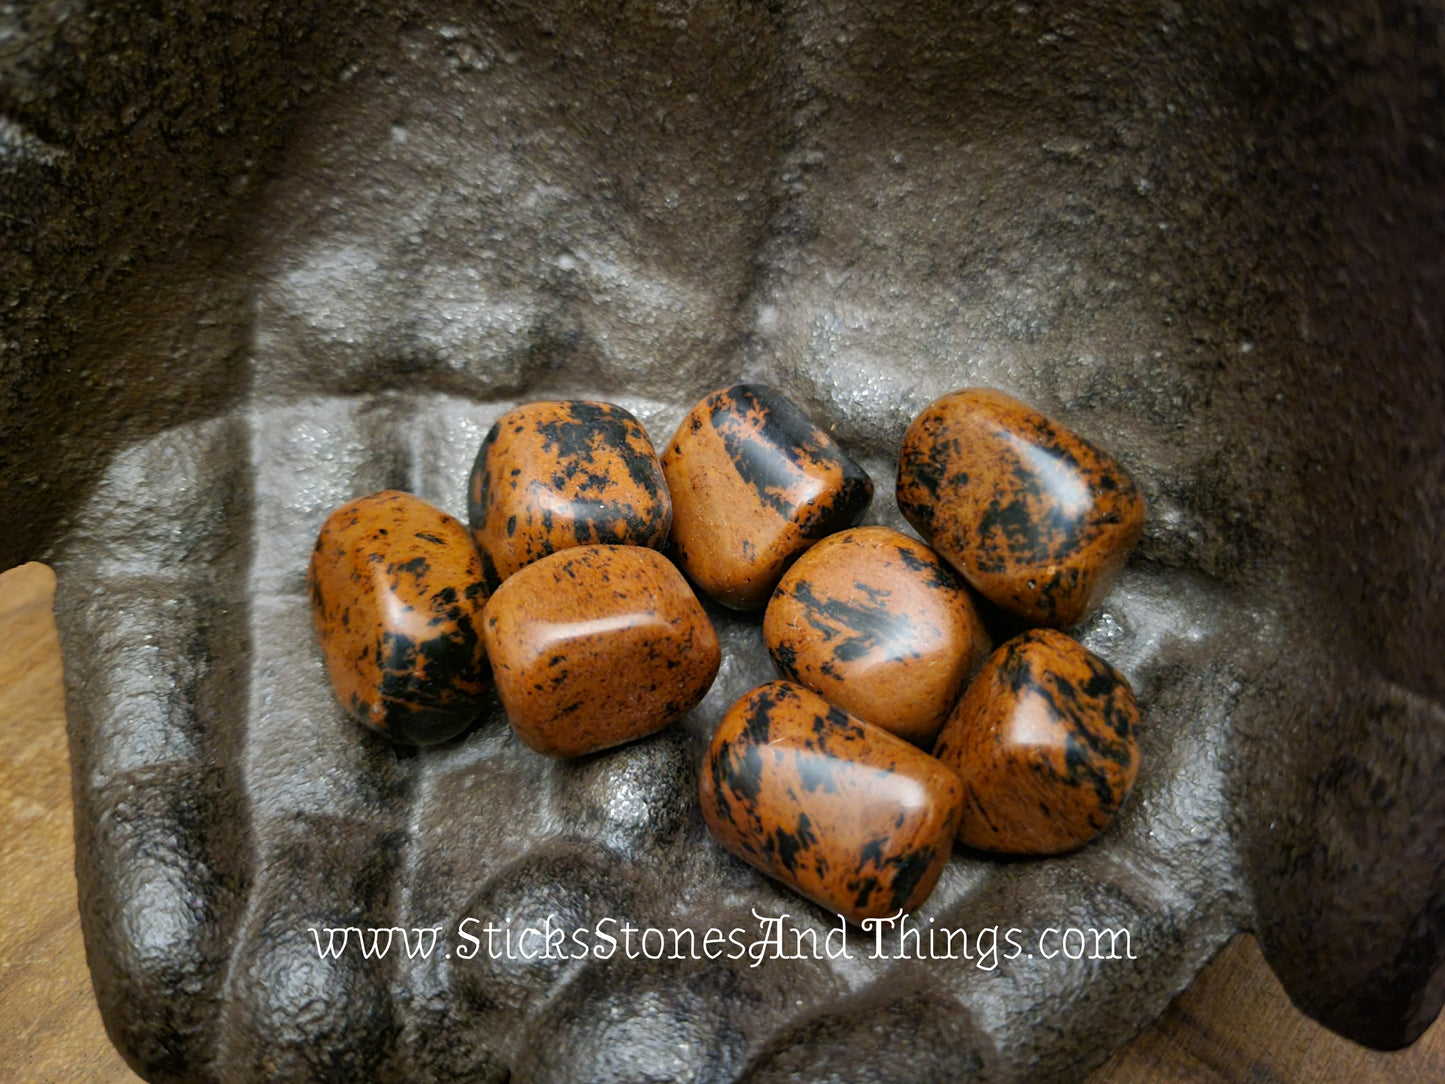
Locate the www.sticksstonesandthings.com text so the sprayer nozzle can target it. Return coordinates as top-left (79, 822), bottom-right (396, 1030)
top-left (309, 910), bottom-right (1138, 969)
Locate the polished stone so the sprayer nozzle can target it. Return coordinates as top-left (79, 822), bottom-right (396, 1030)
top-left (662, 384), bottom-right (873, 609)
top-left (896, 387), bottom-right (1145, 627)
top-left (482, 544), bottom-right (720, 757)
top-left (932, 628), bottom-right (1140, 854)
top-left (700, 680), bottom-right (963, 924)
top-left (41, 3), bottom-right (1445, 1072)
top-left (308, 489), bottom-right (491, 745)
top-left (764, 526), bottom-right (991, 747)
top-left (467, 400), bottom-right (672, 592)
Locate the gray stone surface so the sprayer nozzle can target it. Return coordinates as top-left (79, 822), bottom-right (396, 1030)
top-left (2, 1), bottom-right (1442, 1080)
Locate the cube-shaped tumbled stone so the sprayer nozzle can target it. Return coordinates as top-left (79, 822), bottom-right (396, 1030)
top-left (932, 628), bottom-right (1140, 854)
top-left (896, 388), bottom-right (1145, 627)
top-left (481, 545), bottom-right (720, 757)
top-left (308, 490), bottom-right (491, 745)
top-left (764, 526), bottom-right (991, 747)
top-left (467, 400), bottom-right (671, 592)
top-left (700, 680), bottom-right (963, 924)
top-left (662, 384), bottom-right (873, 609)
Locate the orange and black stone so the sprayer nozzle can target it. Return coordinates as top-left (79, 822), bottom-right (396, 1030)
top-left (662, 384), bottom-right (873, 610)
top-left (467, 400), bottom-right (672, 592)
top-left (700, 680), bottom-right (963, 924)
top-left (308, 490), bottom-right (491, 745)
top-left (764, 526), bottom-right (991, 747)
top-left (932, 628), bottom-right (1139, 854)
top-left (482, 544), bottom-right (720, 758)
top-left (896, 387), bottom-right (1145, 627)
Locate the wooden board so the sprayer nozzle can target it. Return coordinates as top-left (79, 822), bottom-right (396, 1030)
top-left (0, 562), bottom-right (140, 1083)
top-left (1, 559), bottom-right (1441, 1083)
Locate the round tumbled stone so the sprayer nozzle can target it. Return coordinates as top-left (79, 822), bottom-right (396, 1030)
top-left (662, 384), bottom-right (873, 610)
top-left (467, 400), bottom-right (672, 592)
top-left (481, 544), bottom-right (720, 758)
top-left (308, 489), bottom-right (491, 745)
top-left (700, 680), bottom-right (963, 924)
top-left (896, 387), bottom-right (1145, 627)
top-left (932, 628), bottom-right (1140, 854)
top-left (763, 526), bottom-right (991, 747)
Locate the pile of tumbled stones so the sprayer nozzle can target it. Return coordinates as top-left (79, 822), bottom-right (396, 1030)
top-left (308, 384), bottom-right (1145, 923)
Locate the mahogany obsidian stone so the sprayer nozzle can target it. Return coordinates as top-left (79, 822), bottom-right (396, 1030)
top-left (482, 544), bottom-right (720, 757)
top-left (662, 384), bottom-right (874, 609)
top-left (897, 388), bottom-right (1146, 628)
top-left (701, 681), bottom-right (964, 924)
top-left (26, 1), bottom-right (1445, 1079)
top-left (764, 525), bottom-right (992, 746)
top-left (466, 400), bottom-right (672, 592)
top-left (308, 490), bottom-right (491, 745)
top-left (933, 628), bottom-right (1140, 854)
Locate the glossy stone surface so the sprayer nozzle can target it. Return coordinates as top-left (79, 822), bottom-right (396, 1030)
top-left (662, 384), bottom-right (873, 609)
top-left (467, 400), bottom-right (671, 592)
top-left (308, 490), bottom-right (491, 745)
top-left (482, 544), bottom-right (720, 757)
top-left (897, 388), bottom-right (1146, 627)
top-left (700, 680), bottom-right (964, 924)
top-left (32, 2), bottom-right (1445, 1078)
top-left (933, 628), bottom-right (1140, 854)
top-left (764, 526), bottom-right (991, 746)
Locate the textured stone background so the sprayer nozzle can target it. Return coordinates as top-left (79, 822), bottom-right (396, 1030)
top-left (2, 1), bottom-right (1442, 1081)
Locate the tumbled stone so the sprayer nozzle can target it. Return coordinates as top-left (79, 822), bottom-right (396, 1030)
top-left (700, 680), bottom-right (963, 923)
top-left (763, 526), bottom-right (991, 747)
top-left (662, 384), bottom-right (873, 609)
top-left (467, 400), bottom-right (672, 592)
top-left (896, 387), bottom-right (1145, 627)
top-left (932, 628), bottom-right (1140, 854)
top-left (308, 490), bottom-right (491, 745)
top-left (482, 544), bottom-right (720, 757)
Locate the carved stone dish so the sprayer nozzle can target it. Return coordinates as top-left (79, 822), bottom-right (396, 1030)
top-left (2, 2), bottom-right (1441, 1081)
